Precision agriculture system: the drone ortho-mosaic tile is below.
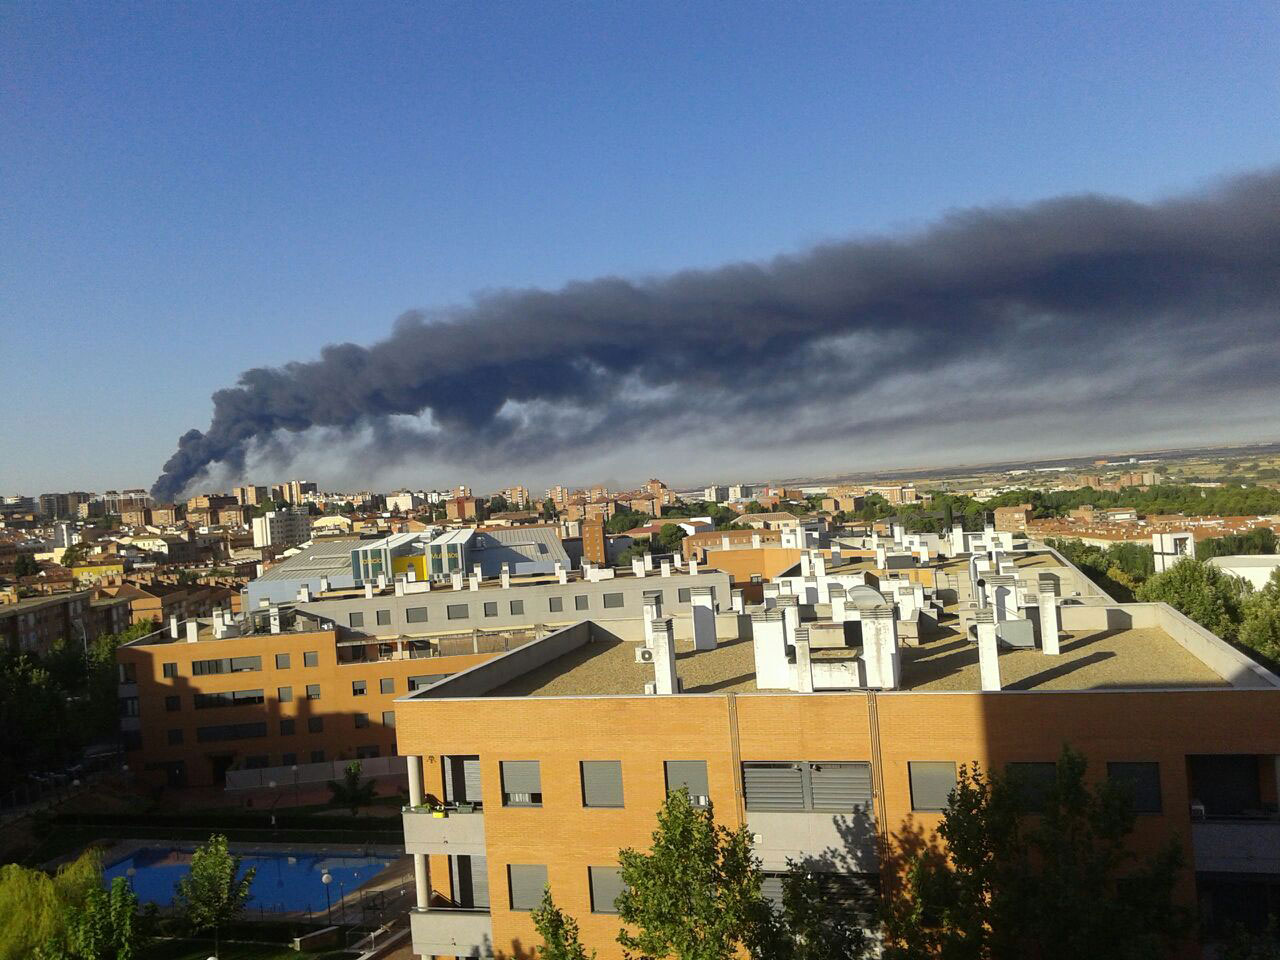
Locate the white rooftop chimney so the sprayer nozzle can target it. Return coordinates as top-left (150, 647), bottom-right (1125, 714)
top-left (643, 553), bottom-right (654, 572)
top-left (642, 591), bottom-right (663, 648)
top-left (660, 559), bottom-right (671, 578)
top-left (632, 557), bottom-right (646, 579)
top-left (751, 533), bottom-right (762, 549)
top-left (185, 619), bottom-right (199, 643)
top-left (394, 577), bottom-right (405, 597)
top-left (1038, 580), bottom-right (1061, 656)
top-left (689, 559), bottom-right (699, 577)
top-left (792, 627), bottom-right (815, 693)
top-left (975, 608), bottom-right (1001, 691)
top-left (730, 588), bottom-right (744, 614)
top-left (800, 552), bottom-right (812, 577)
top-left (319, 576), bottom-right (330, 593)
top-left (862, 607), bottom-right (898, 689)
top-left (364, 582), bottom-right (374, 599)
top-left (500, 563), bottom-right (511, 590)
top-left (298, 584), bottom-right (312, 603)
top-left (690, 585), bottom-right (717, 651)
top-left (650, 617), bottom-right (679, 695)
top-left (376, 573), bottom-right (387, 590)
top-left (269, 606), bottom-right (281, 634)
top-left (168, 614), bottom-right (179, 639)
top-left (556, 562), bottom-right (567, 585)
top-left (750, 609), bottom-right (790, 689)
top-left (450, 570), bottom-right (464, 590)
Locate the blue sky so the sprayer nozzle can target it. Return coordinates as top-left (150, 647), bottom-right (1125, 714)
top-left (3, 1), bottom-right (1279, 494)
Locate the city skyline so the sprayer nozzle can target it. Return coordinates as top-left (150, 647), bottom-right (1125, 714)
top-left (4, 3), bottom-right (1280, 493)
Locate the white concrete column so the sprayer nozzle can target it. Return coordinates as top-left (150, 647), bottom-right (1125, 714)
top-left (413, 853), bottom-right (429, 910)
top-left (793, 628), bottom-right (814, 693)
top-left (691, 586), bottom-right (717, 651)
top-left (1038, 587), bottom-right (1061, 655)
top-left (651, 617), bottom-right (678, 695)
top-left (750, 610), bottom-right (790, 689)
top-left (976, 609), bottom-right (1001, 691)
top-left (407, 754), bottom-right (424, 807)
top-left (642, 592), bottom-right (662, 649)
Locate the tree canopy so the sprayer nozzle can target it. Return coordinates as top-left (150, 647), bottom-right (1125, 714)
top-left (174, 834), bottom-right (255, 938)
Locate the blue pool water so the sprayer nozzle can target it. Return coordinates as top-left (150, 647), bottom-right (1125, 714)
top-left (104, 848), bottom-right (394, 914)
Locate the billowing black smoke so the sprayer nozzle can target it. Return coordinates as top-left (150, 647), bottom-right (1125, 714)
top-left (151, 170), bottom-right (1280, 501)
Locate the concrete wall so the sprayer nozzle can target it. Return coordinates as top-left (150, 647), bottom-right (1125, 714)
top-left (297, 570), bottom-right (732, 641)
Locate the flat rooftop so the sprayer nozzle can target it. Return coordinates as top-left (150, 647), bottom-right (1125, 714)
top-left (479, 621), bottom-right (1227, 697)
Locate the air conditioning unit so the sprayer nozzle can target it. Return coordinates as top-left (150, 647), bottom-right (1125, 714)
top-left (635, 647), bottom-right (655, 663)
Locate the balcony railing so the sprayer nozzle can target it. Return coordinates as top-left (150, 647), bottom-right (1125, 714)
top-left (1191, 819), bottom-right (1280, 874)
top-left (403, 804), bottom-right (486, 855)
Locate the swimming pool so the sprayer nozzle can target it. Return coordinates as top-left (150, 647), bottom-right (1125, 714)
top-left (104, 847), bottom-right (395, 914)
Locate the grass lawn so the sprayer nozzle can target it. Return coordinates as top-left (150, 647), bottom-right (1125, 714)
top-left (141, 939), bottom-right (359, 960)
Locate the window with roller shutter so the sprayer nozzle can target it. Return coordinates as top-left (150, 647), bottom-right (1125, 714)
top-left (742, 761), bottom-right (872, 814)
top-left (581, 761), bottom-right (624, 808)
top-left (501, 760), bottom-right (542, 807)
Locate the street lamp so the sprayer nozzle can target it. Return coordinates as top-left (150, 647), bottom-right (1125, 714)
top-left (322, 870), bottom-right (333, 924)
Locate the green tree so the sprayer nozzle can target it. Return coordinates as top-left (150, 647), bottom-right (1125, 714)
top-left (615, 788), bottom-right (771, 960)
top-left (1136, 558), bottom-right (1249, 641)
top-left (328, 760), bottom-right (377, 815)
top-left (606, 511), bottom-right (651, 535)
top-left (41, 876), bottom-right (141, 960)
top-left (763, 867), bottom-right (868, 960)
top-left (1239, 570), bottom-right (1280, 662)
top-left (174, 834), bottom-right (255, 950)
top-left (883, 747), bottom-right (1188, 960)
top-left (1221, 921), bottom-right (1280, 960)
top-left (656, 523), bottom-right (687, 554)
top-left (0, 852), bottom-right (101, 960)
top-left (14, 552), bottom-right (40, 577)
top-left (532, 888), bottom-right (596, 960)
top-left (614, 540), bottom-right (652, 567)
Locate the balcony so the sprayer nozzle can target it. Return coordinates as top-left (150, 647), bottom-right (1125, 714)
top-left (403, 805), bottom-right (486, 856)
top-left (410, 906), bottom-right (493, 958)
top-left (1191, 818), bottom-right (1280, 874)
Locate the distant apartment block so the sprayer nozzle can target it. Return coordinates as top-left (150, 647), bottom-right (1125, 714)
top-left (251, 507), bottom-right (313, 550)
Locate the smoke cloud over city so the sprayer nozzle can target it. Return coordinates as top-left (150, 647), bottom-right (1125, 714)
top-left (151, 170), bottom-right (1280, 501)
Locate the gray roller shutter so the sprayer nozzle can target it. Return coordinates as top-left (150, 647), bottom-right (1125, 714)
top-left (581, 761), bottom-right (624, 808)
top-left (507, 863), bottom-right (547, 911)
top-left (743, 763), bottom-right (806, 811)
top-left (588, 866), bottom-right (625, 914)
top-left (445, 755), bottom-right (483, 805)
top-left (810, 762), bottom-right (873, 812)
top-left (451, 855), bottom-right (489, 908)
top-left (909, 761), bottom-right (957, 812)
top-left (761, 874), bottom-right (785, 911)
top-left (501, 760), bottom-right (542, 804)
top-left (665, 760), bottom-right (709, 804)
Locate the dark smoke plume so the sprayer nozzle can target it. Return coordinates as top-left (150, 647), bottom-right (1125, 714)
top-left (152, 171), bottom-right (1280, 501)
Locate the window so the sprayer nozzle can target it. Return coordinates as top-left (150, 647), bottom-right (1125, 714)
top-left (119, 697), bottom-right (139, 717)
top-left (1005, 762), bottom-right (1057, 813)
top-left (548, 596), bottom-right (563, 613)
top-left (303, 651), bottom-right (318, 667)
top-left (510, 600), bottom-right (524, 615)
top-left (507, 865), bottom-right (548, 911)
top-left (280, 718), bottom-right (295, 735)
top-left (380, 677), bottom-right (394, 695)
top-left (575, 595), bottom-right (588, 611)
top-left (406, 607), bottom-right (428, 623)
top-left (349, 612), bottom-right (364, 628)
top-left (167, 728), bottom-right (183, 746)
top-left (308, 717), bottom-right (324, 733)
top-left (677, 588), bottom-right (692, 603)
top-left (382, 710), bottom-right (395, 727)
top-left (483, 601), bottom-right (498, 618)
top-left (306, 683), bottom-right (321, 700)
top-left (447, 603), bottom-right (469, 620)
top-left (192, 656), bottom-right (262, 675)
top-left (119, 663), bottom-right (137, 683)
top-left (665, 760), bottom-right (709, 807)
top-left (909, 762), bottom-right (957, 812)
top-left (195, 722), bottom-right (267, 743)
top-left (162, 662), bottom-right (178, 678)
top-left (376, 609), bottom-right (391, 626)
top-left (1107, 762), bottom-right (1162, 814)
top-left (278, 686), bottom-right (293, 702)
top-left (352, 680), bottom-right (367, 696)
top-left (165, 695), bottom-right (181, 712)
top-left (194, 689), bottom-right (265, 709)
top-left (602, 593), bottom-right (624, 609)
top-left (355, 712), bottom-right (369, 729)
top-left (588, 866), bottom-right (625, 914)
top-left (356, 745), bottom-right (380, 759)
top-left (501, 760), bottom-right (543, 806)
top-left (581, 761), bottom-right (624, 808)
top-left (282, 752), bottom-right (297, 766)
top-left (311, 750), bottom-right (325, 763)
top-left (275, 653), bottom-right (290, 669)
